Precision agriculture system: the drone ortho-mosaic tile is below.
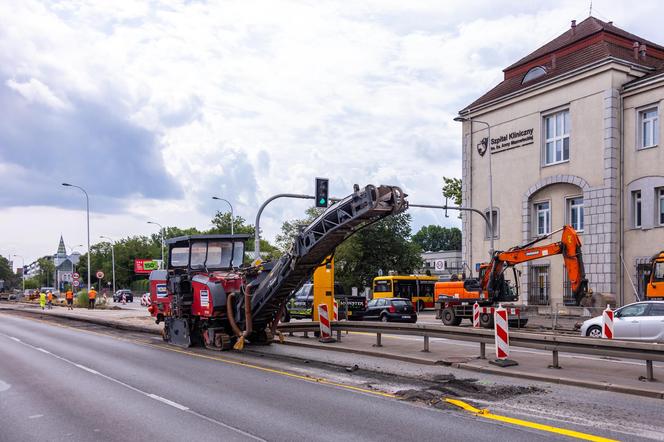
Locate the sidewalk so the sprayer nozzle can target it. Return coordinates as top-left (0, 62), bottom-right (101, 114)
top-left (279, 329), bottom-right (664, 399)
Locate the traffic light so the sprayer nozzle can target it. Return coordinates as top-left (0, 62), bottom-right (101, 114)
top-left (315, 178), bottom-right (329, 208)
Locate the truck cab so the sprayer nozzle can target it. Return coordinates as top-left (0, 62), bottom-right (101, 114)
top-left (647, 252), bottom-right (664, 299)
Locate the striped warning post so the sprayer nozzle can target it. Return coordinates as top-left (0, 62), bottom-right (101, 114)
top-left (472, 302), bottom-right (480, 328)
top-left (494, 307), bottom-right (510, 359)
top-left (602, 306), bottom-right (614, 339)
top-left (333, 300), bottom-right (339, 321)
top-left (318, 304), bottom-right (335, 343)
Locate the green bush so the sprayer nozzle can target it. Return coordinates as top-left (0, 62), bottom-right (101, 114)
top-left (75, 290), bottom-right (89, 308)
top-left (131, 279), bottom-right (149, 293)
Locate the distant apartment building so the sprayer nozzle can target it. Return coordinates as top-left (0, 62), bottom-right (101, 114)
top-left (459, 17), bottom-right (664, 306)
top-left (419, 250), bottom-right (463, 278)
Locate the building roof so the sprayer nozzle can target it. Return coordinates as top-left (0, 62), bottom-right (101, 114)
top-left (461, 17), bottom-right (664, 113)
top-left (56, 235), bottom-right (67, 256)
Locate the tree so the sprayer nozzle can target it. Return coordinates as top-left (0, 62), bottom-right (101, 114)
top-left (0, 256), bottom-right (18, 290)
top-left (36, 257), bottom-right (55, 287)
top-left (442, 177), bottom-right (462, 206)
top-left (412, 226), bottom-right (461, 251)
top-left (209, 212), bottom-right (254, 235)
top-left (275, 207), bottom-right (325, 252)
top-left (334, 213), bottom-right (422, 291)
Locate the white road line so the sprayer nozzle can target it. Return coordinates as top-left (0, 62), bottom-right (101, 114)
top-left (9, 336), bottom-right (21, 342)
top-left (0, 331), bottom-right (265, 442)
top-left (148, 394), bottom-right (189, 411)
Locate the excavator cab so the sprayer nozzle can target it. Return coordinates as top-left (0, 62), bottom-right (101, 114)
top-left (646, 252), bottom-right (664, 299)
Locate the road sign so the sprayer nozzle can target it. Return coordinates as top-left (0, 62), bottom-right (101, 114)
top-left (73, 272), bottom-right (80, 280)
top-left (72, 280), bottom-right (80, 287)
top-left (96, 271), bottom-right (104, 279)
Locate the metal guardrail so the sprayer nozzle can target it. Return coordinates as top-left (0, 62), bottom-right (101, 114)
top-left (277, 321), bottom-right (664, 381)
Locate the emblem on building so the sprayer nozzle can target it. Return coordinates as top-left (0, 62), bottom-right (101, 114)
top-left (477, 137), bottom-right (488, 156)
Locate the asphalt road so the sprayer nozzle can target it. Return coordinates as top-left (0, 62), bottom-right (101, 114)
top-left (0, 313), bottom-right (635, 442)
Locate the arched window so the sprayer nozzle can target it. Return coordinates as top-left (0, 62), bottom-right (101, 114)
top-left (522, 66), bottom-right (547, 84)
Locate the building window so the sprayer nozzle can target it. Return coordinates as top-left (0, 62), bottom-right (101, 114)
top-left (633, 191), bottom-right (642, 228)
top-left (543, 110), bottom-right (570, 165)
top-left (638, 107), bottom-right (659, 149)
top-left (529, 265), bottom-right (550, 305)
top-left (535, 201), bottom-right (551, 236)
top-left (567, 197), bottom-right (584, 232)
top-left (485, 208), bottom-right (499, 239)
top-left (522, 66), bottom-right (547, 84)
top-left (659, 188), bottom-right (664, 226)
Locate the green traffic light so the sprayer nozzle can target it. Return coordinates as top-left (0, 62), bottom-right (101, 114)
top-left (319, 198), bottom-right (326, 204)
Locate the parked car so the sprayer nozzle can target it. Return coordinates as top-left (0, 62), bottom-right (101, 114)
top-left (355, 297), bottom-right (417, 323)
top-left (283, 282), bottom-right (350, 321)
top-left (580, 301), bottom-right (664, 341)
top-left (113, 289), bottom-right (134, 303)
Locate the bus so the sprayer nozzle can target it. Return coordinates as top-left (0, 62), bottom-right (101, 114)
top-left (372, 275), bottom-right (438, 311)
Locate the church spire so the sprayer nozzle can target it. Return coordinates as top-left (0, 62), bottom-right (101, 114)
top-left (57, 235), bottom-right (67, 256)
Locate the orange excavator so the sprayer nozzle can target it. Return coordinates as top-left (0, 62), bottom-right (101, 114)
top-left (434, 225), bottom-right (590, 327)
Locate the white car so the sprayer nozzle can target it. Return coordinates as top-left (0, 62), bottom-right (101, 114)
top-left (580, 301), bottom-right (664, 341)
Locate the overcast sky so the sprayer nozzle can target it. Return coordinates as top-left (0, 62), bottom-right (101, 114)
top-left (2, 0), bottom-right (664, 268)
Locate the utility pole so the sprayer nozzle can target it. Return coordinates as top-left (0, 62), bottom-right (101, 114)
top-left (62, 183), bottom-right (91, 290)
top-left (100, 236), bottom-right (116, 295)
top-left (254, 194), bottom-right (316, 259)
top-left (211, 197), bottom-right (234, 235)
top-left (147, 221), bottom-right (165, 269)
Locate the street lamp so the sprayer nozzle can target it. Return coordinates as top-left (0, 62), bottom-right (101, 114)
top-left (100, 236), bottom-right (116, 295)
top-left (211, 196), bottom-right (234, 235)
top-left (62, 183), bottom-right (91, 291)
top-left (454, 116), bottom-right (494, 255)
top-left (12, 254), bottom-right (25, 294)
top-left (147, 221), bottom-right (165, 269)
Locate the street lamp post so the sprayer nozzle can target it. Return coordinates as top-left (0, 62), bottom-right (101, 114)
top-left (454, 116), bottom-right (494, 255)
top-left (62, 183), bottom-right (91, 291)
top-left (211, 197), bottom-right (234, 235)
top-left (100, 236), bottom-right (116, 295)
top-left (12, 254), bottom-right (25, 294)
top-left (147, 221), bottom-right (165, 269)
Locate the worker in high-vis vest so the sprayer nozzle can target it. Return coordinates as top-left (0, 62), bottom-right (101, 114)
top-left (39, 291), bottom-right (46, 310)
top-left (88, 287), bottom-right (97, 310)
top-left (46, 291), bottom-right (53, 310)
top-left (65, 289), bottom-right (74, 310)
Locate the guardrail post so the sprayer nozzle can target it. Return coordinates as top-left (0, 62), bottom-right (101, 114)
top-left (479, 342), bottom-right (486, 359)
top-left (336, 328), bottom-right (342, 342)
top-left (549, 350), bottom-right (561, 369)
top-left (422, 335), bottom-right (430, 352)
top-left (646, 360), bottom-right (654, 381)
top-left (374, 332), bottom-right (382, 347)
top-left (303, 331), bottom-right (309, 338)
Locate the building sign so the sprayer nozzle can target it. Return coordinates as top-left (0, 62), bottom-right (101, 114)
top-left (134, 259), bottom-right (160, 274)
top-left (477, 128), bottom-right (535, 155)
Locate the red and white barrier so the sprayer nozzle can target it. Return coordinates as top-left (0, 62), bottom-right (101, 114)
top-left (333, 300), bottom-right (339, 322)
top-left (473, 302), bottom-right (480, 328)
top-left (494, 307), bottom-right (510, 359)
top-left (602, 306), bottom-right (614, 339)
top-left (318, 304), bottom-right (335, 342)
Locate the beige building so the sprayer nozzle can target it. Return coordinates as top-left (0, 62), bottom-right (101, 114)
top-left (458, 17), bottom-right (664, 306)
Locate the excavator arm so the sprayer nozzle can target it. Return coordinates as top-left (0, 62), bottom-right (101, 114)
top-left (484, 226), bottom-right (589, 305)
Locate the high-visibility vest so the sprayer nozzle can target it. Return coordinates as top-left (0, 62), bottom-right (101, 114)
top-left (66, 291), bottom-right (73, 300)
top-left (47, 293), bottom-right (53, 301)
top-left (88, 290), bottom-right (97, 300)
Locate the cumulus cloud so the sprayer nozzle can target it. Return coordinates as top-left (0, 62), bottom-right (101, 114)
top-left (2, 0), bottom-right (664, 263)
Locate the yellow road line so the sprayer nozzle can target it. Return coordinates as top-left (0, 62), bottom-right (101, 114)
top-left (446, 399), bottom-right (616, 442)
top-left (148, 343), bottom-right (397, 399)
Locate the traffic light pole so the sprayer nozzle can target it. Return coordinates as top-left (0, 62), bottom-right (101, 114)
top-left (254, 194), bottom-right (315, 260)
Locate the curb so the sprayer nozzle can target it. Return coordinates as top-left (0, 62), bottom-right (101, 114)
top-left (1, 306), bottom-right (161, 336)
top-left (277, 339), bottom-right (664, 400)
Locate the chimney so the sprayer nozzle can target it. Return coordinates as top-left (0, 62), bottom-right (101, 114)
top-left (639, 43), bottom-right (647, 60)
top-left (633, 41), bottom-right (640, 59)
top-left (608, 21), bottom-right (613, 25)
top-left (571, 20), bottom-right (577, 35)
top-left (551, 53), bottom-right (557, 69)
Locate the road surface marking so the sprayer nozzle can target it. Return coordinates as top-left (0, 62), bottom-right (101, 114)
top-left (148, 394), bottom-right (189, 411)
top-left (446, 398), bottom-right (615, 442)
top-left (0, 330), bottom-right (265, 442)
top-left (150, 344), bottom-right (397, 399)
top-left (8, 336), bottom-right (21, 342)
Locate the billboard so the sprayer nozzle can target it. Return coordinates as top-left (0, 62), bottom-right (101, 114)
top-left (134, 259), bottom-right (161, 274)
